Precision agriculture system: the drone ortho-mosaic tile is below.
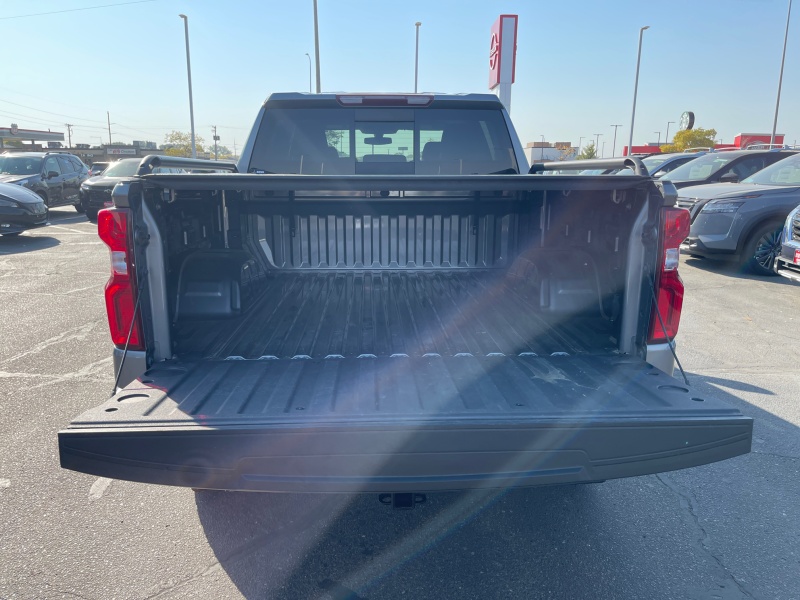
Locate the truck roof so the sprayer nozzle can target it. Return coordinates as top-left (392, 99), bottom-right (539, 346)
top-left (263, 92), bottom-right (505, 110)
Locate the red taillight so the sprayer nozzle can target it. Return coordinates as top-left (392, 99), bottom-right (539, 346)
top-left (648, 207), bottom-right (690, 344)
top-left (97, 208), bottom-right (144, 350)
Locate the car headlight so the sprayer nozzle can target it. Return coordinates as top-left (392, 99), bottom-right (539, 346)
top-left (80, 183), bottom-right (90, 190)
top-left (701, 201), bottom-right (744, 214)
top-left (785, 205), bottom-right (800, 239)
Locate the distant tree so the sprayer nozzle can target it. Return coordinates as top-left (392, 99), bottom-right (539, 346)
top-left (161, 131), bottom-right (205, 157)
top-left (558, 145), bottom-right (578, 161)
top-left (660, 127), bottom-right (717, 153)
top-left (325, 130), bottom-right (346, 154)
top-left (577, 141), bottom-right (598, 159)
top-left (210, 144), bottom-right (233, 159)
top-left (2, 140), bottom-right (23, 148)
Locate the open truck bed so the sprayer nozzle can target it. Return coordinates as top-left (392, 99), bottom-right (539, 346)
top-left (59, 169), bottom-right (752, 492)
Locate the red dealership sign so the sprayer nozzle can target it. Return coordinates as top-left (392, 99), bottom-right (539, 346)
top-left (489, 15), bottom-right (517, 89)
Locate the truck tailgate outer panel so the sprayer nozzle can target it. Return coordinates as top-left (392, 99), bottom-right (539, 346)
top-left (59, 356), bottom-right (752, 492)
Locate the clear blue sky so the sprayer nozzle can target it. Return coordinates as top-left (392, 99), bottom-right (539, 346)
top-left (1, 0), bottom-right (798, 155)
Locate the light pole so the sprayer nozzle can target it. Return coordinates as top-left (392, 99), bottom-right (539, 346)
top-left (178, 14), bottom-right (197, 158)
top-left (578, 136), bottom-right (585, 154)
top-left (540, 135), bottom-right (546, 161)
top-left (594, 133), bottom-right (602, 156)
top-left (627, 25), bottom-right (650, 157)
top-left (610, 124), bottom-right (622, 156)
top-left (304, 53), bottom-right (312, 93)
top-left (312, 0), bottom-right (321, 93)
top-left (654, 131), bottom-right (661, 146)
top-left (414, 22), bottom-right (422, 93)
top-left (305, 53), bottom-right (314, 93)
top-left (665, 121), bottom-right (675, 144)
top-left (771, 0), bottom-right (792, 146)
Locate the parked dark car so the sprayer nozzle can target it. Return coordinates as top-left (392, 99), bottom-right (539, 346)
top-left (679, 153), bottom-right (800, 275)
top-left (774, 203), bottom-right (800, 283)
top-left (663, 149), bottom-right (798, 190)
top-left (616, 152), bottom-right (706, 177)
top-left (79, 158), bottom-right (184, 220)
top-left (88, 162), bottom-right (110, 177)
top-left (0, 152), bottom-right (89, 211)
top-left (0, 181), bottom-right (48, 236)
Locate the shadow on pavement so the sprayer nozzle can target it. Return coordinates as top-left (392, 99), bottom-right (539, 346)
top-left (0, 234), bottom-right (60, 254)
top-left (684, 256), bottom-right (794, 285)
top-left (195, 374), bottom-right (800, 600)
top-left (690, 372), bottom-right (776, 396)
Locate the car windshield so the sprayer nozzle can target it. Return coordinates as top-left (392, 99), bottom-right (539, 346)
top-left (102, 160), bottom-right (140, 177)
top-left (0, 155), bottom-right (43, 176)
top-left (250, 107), bottom-right (519, 175)
top-left (662, 153), bottom-right (737, 182)
top-left (741, 153), bottom-right (800, 185)
top-left (640, 155), bottom-right (673, 171)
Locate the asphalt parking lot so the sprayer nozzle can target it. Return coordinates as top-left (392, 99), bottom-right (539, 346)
top-left (1, 209), bottom-right (799, 600)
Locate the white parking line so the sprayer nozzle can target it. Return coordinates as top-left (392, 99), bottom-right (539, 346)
top-left (47, 224), bottom-right (92, 234)
top-left (89, 477), bottom-right (113, 500)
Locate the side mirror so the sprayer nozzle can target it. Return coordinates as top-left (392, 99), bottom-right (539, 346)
top-left (47, 171), bottom-right (60, 179)
top-left (719, 172), bottom-right (739, 183)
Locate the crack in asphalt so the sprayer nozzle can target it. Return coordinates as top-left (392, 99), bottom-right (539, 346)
top-left (41, 588), bottom-right (99, 600)
top-left (141, 563), bottom-right (223, 599)
top-left (656, 474), bottom-right (756, 599)
top-left (0, 322), bottom-right (100, 367)
top-left (751, 450), bottom-right (800, 461)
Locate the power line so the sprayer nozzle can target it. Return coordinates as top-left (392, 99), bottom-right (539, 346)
top-left (0, 108), bottom-right (107, 131)
top-left (0, 0), bottom-right (158, 21)
top-left (0, 85), bottom-right (105, 113)
top-left (0, 98), bottom-right (106, 124)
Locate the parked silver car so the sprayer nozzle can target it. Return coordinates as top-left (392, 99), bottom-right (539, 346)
top-left (679, 153), bottom-right (800, 275)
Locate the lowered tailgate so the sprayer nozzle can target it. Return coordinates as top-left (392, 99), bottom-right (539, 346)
top-left (59, 355), bottom-right (751, 492)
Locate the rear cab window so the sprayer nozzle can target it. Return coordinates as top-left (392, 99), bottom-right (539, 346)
top-left (249, 104), bottom-right (519, 175)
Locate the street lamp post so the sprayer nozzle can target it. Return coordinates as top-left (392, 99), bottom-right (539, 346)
top-left (578, 136), bottom-right (585, 154)
top-left (771, 0), bottom-right (793, 146)
top-left (414, 22), bottom-right (422, 93)
top-left (666, 121), bottom-right (675, 144)
top-left (305, 53), bottom-right (312, 93)
top-left (312, 0), bottom-right (321, 93)
top-left (654, 131), bottom-right (661, 146)
top-left (540, 135), bottom-right (546, 161)
top-left (627, 25), bottom-right (650, 157)
top-left (610, 124), bottom-right (622, 156)
top-left (178, 14), bottom-right (197, 159)
top-left (594, 133), bottom-right (602, 156)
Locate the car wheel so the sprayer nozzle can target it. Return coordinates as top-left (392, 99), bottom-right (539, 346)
top-left (86, 209), bottom-right (99, 222)
top-left (74, 201), bottom-right (85, 214)
top-left (742, 222), bottom-right (782, 276)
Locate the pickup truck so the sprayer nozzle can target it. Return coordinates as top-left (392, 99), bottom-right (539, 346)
top-left (58, 93), bottom-right (752, 493)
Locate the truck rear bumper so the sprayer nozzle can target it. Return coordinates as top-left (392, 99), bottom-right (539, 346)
top-left (60, 355), bottom-right (752, 492)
